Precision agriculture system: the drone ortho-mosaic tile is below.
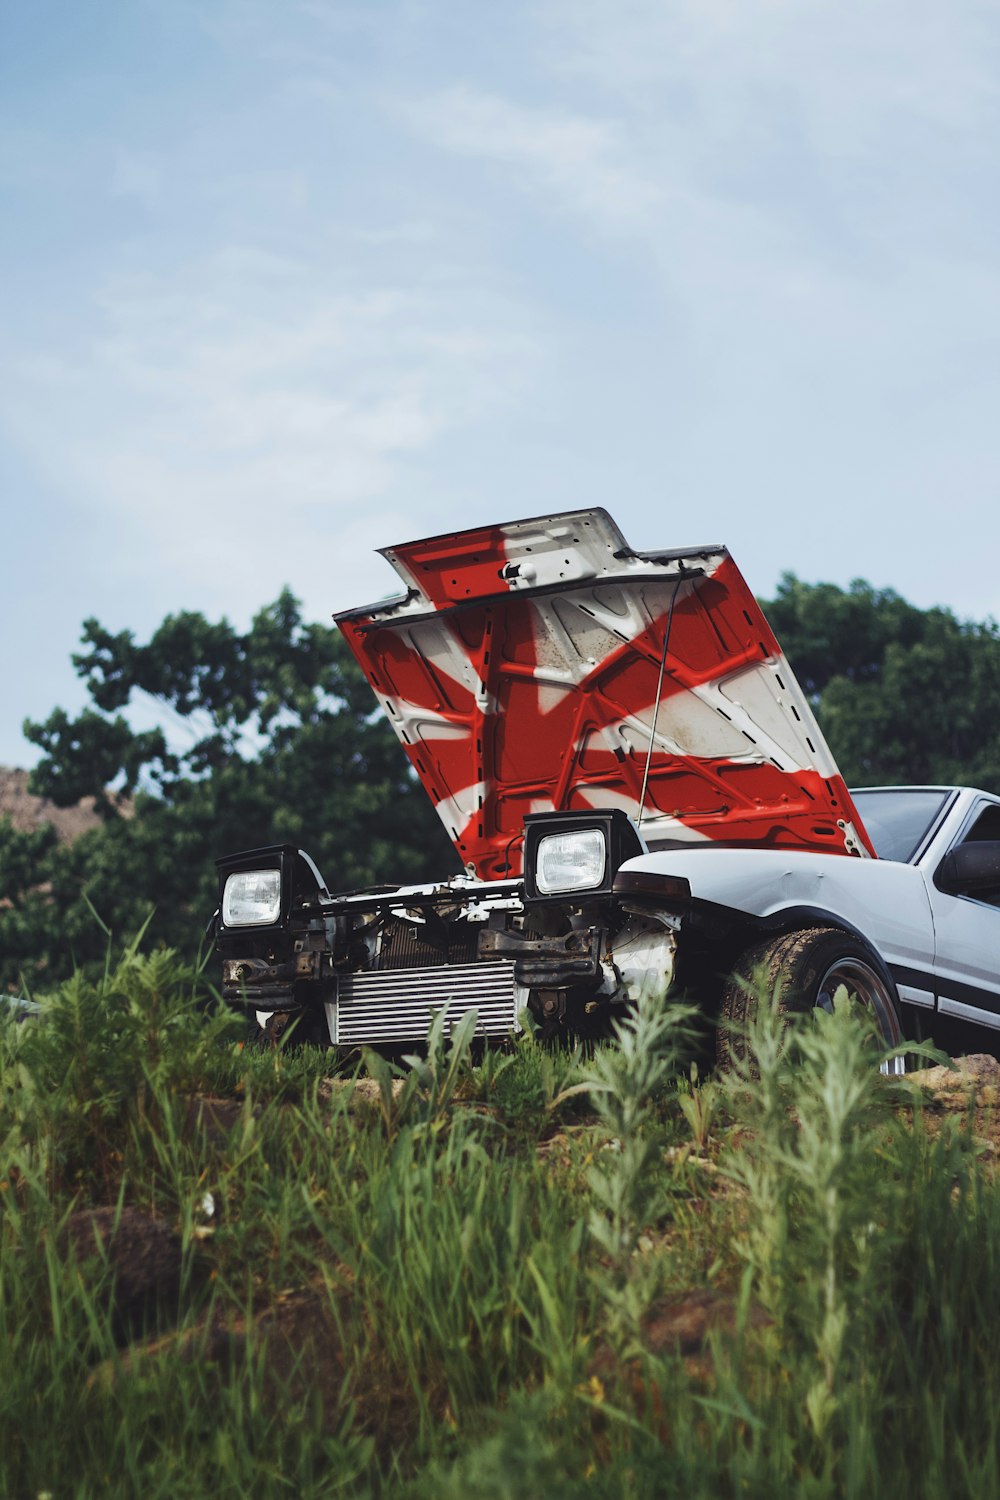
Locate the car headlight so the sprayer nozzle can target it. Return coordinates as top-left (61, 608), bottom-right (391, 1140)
top-left (222, 869), bottom-right (282, 927)
top-left (535, 828), bottom-right (607, 895)
top-left (522, 809), bottom-right (646, 903)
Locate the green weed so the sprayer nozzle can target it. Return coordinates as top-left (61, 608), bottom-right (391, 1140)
top-left (2, 952), bottom-right (999, 1498)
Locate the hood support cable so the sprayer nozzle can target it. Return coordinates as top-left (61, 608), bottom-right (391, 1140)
top-left (637, 572), bottom-right (684, 828)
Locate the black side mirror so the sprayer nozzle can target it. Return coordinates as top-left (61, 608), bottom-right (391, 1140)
top-left (937, 840), bottom-right (1000, 897)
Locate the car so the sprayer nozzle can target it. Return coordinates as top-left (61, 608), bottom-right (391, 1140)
top-left (213, 508), bottom-right (1000, 1064)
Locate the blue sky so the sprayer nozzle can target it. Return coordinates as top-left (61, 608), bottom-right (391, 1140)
top-left (2, 0), bottom-right (999, 769)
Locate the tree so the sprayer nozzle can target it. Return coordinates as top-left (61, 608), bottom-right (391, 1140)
top-left (1, 592), bottom-right (455, 991)
top-left (761, 575), bottom-right (1000, 790)
top-left (762, 575), bottom-right (927, 698)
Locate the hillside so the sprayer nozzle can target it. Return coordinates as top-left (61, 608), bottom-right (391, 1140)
top-left (0, 765), bottom-right (108, 842)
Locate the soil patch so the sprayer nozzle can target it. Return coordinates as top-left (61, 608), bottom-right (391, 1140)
top-left (62, 1205), bottom-right (185, 1344)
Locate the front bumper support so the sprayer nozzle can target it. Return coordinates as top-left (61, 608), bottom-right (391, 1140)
top-left (478, 926), bottom-right (603, 989)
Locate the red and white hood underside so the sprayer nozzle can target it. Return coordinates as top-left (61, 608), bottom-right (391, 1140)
top-left (337, 509), bottom-right (875, 880)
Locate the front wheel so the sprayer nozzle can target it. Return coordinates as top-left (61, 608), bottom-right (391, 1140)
top-left (717, 926), bottom-right (904, 1073)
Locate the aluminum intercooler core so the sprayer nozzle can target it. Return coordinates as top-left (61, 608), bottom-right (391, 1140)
top-left (324, 960), bottom-right (521, 1046)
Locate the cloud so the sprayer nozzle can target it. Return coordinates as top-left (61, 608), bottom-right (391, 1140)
top-left (403, 85), bottom-right (660, 232)
top-left (531, 0), bottom-right (1000, 266)
top-left (0, 239), bottom-right (538, 622)
top-left (6, 0), bottom-right (1000, 677)
top-left (543, 0), bottom-right (1000, 130)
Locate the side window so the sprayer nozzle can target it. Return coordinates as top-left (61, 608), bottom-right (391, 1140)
top-left (963, 806), bottom-right (1000, 843)
top-left (937, 804), bottom-right (1000, 907)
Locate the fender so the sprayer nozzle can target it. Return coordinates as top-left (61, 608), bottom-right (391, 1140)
top-left (741, 902), bottom-right (880, 950)
top-left (670, 896), bottom-right (881, 1001)
top-left (618, 845), bottom-right (935, 982)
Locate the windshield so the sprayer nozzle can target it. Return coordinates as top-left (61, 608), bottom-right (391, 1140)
top-left (850, 788), bottom-right (951, 863)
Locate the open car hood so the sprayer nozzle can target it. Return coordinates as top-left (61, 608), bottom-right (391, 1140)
top-left (337, 509), bottom-right (875, 879)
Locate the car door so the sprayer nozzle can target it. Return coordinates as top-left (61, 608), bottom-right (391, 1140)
top-left (928, 797), bottom-right (1000, 1031)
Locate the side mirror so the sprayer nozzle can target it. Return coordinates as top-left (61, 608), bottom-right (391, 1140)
top-left (936, 840), bottom-right (1000, 897)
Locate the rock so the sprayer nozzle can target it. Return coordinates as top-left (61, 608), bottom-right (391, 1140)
top-left (86, 1317), bottom-right (246, 1392)
top-left (87, 1287), bottom-right (349, 1428)
top-left (183, 1092), bottom-right (246, 1145)
top-left (318, 1076), bottom-right (408, 1115)
top-left (908, 1053), bottom-right (1000, 1105)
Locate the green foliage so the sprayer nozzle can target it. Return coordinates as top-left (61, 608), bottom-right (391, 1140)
top-left (721, 987), bottom-right (898, 1436)
top-left (2, 591), bottom-right (454, 990)
top-left (358, 1006), bottom-right (486, 1137)
top-left (676, 1061), bottom-right (720, 1152)
top-left (2, 942), bottom-right (239, 1192)
top-left (566, 991), bottom-right (696, 1269)
top-left (763, 573), bottom-right (1000, 789)
top-left (700, 981), bottom-right (1000, 1495)
top-left (474, 1028), bottom-right (583, 1142)
top-left (3, 953), bottom-right (1000, 1496)
top-left (763, 575), bottom-right (928, 699)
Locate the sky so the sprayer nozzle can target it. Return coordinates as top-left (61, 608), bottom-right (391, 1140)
top-left (2, 0), bottom-right (999, 769)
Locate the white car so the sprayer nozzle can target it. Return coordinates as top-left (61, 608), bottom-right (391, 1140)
top-left (214, 510), bottom-right (1000, 1061)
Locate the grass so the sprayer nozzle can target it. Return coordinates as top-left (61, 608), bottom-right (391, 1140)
top-left (1, 951), bottom-right (999, 1497)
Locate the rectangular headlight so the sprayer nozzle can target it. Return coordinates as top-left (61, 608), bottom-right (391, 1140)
top-left (222, 869), bottom-right (281, 927)
top-left (535, 828), bottom-right (607, 895)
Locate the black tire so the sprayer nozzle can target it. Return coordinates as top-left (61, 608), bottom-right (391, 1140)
top-left (717, 926), bottom-right (904, 1073)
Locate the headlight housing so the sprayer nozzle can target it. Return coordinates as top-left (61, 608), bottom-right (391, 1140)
top-left (222, 869), bottom-right (282, 927)
top-left (522, 809), bottom-right (646, 903)
top-left (535, 828), bottom-right (607, 895)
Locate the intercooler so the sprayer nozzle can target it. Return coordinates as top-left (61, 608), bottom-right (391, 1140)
top-left (323, 960), bottom-right (522, 1047)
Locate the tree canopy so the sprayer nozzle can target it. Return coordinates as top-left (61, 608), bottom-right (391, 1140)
top-left (765, 574), bottom-right (1000, 791)
top-left (1, 591), bottom-right (454, 991)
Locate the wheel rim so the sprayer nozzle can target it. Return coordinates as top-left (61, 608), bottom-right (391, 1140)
top-left (815, 956), bottom-right (905, 1075)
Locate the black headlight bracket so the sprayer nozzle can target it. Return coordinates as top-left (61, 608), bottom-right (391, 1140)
top-left (522, 809), bottom-right (646, 904)
top-left (215, 845), bottom-right (327, 933)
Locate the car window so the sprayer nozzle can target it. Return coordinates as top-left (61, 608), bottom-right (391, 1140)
top-left (961, 805), bottom-right (1000, 843)
top-left (942, 804), bottom-right (1000, 907)
top-left (850, 789), bottom-right (951, 863)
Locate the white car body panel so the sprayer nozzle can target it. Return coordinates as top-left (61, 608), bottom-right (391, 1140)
top-left (618, 846), bottom-right (937, 977)
top-left (620, 784), bottom-right (1000, 1033)
top-left (921, 790), bottom-right (1000, 1027)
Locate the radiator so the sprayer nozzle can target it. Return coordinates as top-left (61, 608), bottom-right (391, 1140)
top-left (324, 961), bottom-right (522, 1047)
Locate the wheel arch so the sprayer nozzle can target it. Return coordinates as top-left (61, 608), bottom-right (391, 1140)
top-left (716, 922), bottom-right (905, 1071)
top-left (680, 898), bottom-right (888, 996)
top-left (747, 903), bottom-right (882, 955)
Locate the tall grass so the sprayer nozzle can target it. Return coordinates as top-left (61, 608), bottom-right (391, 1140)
top-left (1, 952), bottom-right (999, 1496)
